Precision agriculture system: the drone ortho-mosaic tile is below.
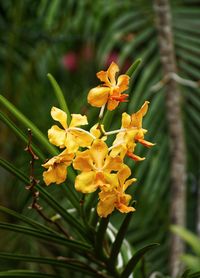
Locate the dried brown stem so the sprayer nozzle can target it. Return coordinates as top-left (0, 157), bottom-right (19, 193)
top-left (24, 129), bottom-right (70, 238)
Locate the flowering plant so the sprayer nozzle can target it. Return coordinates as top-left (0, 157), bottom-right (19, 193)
top-left (43, 62), bottom-right (154, 218)
top-left (0, 59), bottom-right (159, 278)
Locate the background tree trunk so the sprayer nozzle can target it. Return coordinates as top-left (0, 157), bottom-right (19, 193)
top-left (153, 0), bottom-right (187, 276)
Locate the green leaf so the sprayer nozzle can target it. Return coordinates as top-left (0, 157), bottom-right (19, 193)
top-left (0, 270), bottom-right (58, 278)
top-left (47, 73), bottom-right (71, 123)
top-left (120, 243), bottom-right (159, 278)
top-left (0, 158), bottom-right (88, 240)
top-left (189, 272), bottom-right (200, 278)
top-left (108, 210), bottom-right (134, 269)
top-left (0, 252), bottom-right (98, 276)
top-left (0, 111), bottom-right (45, 160)
top-left (0, 95), bottom-right (57, 156)
top-left (0, 206), bottom-right (58, 235)
top-left (95, 217), bottom-right (110, 260)
top-left (0, 222), bottom-right (91, 252)
top-left (181, 254), bottom-right (200, 272)
top-left (181, 270), bottom-right (191, 278)
top-left (0, 158), bottom-right (28, 184)
top-left (171, 226), bottom-right (200, 256)
top-left (125, 58), bottom-right (142, 78)
top-left (0, 95), bottom-right (78, 202)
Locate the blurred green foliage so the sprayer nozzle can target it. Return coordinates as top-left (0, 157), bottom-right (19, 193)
top-left (0, 0), bottom-right (200, 277)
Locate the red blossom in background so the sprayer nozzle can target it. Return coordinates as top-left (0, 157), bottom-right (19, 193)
top-left (62, 51), bottom-right (78, 72)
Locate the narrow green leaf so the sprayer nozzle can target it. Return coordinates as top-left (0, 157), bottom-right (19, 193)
top-left (171, 226), bottom-right (200, 256)
top-left (0, 158), bottom-right (28, 184)
top-left (181, 254), bottom-right (200, 272)
top-left (0, 270), bottom-right (58, 278)
top-left (0, 206), bottom-right (58, 235)
top-left (181, 269), bottom-right (191, 278)
top-left (0, 95), bottom-right (57, 155)
top-left (109, 210), bottom-right (134, 269)
top-left (0, 252), bottom-right (98, 276)
top-left (47, 73), bottom-right (71, 123)
top-left (36, 186), bottom-right (88, 240)
top-left (0, 95), bottom-right (77, 195)
top-left (0, 111), bottom-right (45, 160)
top-left (125, 58), bottom-right (142, 78)
top-left (0, 222), bottom-right (91, 251)
top-left (0, 158), bottom-right (88, 240)
top-left (95, 217), bottom-right (110, 260)
top-left (120, 243), bottom-right (159, 278)
top-left (189, 272), bottom-right (200, 278)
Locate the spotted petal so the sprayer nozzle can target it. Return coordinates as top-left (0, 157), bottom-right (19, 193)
top-left (43, 164), bottom-right (67, 186)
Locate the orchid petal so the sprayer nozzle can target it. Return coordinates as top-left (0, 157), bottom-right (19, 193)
top-left (51, 107), bottom-right (67, 129)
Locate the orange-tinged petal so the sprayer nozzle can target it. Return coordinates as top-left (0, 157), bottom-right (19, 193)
top-left (51, 107), bottom-right (67, 129)
top-left (107, 62), bottom-right (119, 85)
top-left (109, 93), bottom-right (128, 103)
top-left (73, 151), bottom-right (92, 172)
top-left (70, 114), bottom-right (88, 127)
top-left (107, 99), bottom-right (119, 111)
top-left (97, 191), bottom-right (116, 217)
top-left (117, 195), bottom-right (135, 213)
top-left (126, 151), bottom-right (145, 161)
top-left (117, 74), bottom-right (130, 93)
top-left (87, 87), bottom-right (109, 107)
top-left (124, 178), bottom-right (137, 191)
top-left (43, 164), bottom-right (67, 186)
top-left (104, 156), bottom-right (123, 172)
top-left (136, 138), bottom-right (155, 148)
top-left (90, 139), bottom-right (108, 169)
top-left (42, 149), bottom-right (73, 169)
top-left (97, 70), bottom-right (109, 85)
top-left (75, 171), bottom-right (97, 193)
top-left (131, 101), bottom-right (149, 129)
top-left (48, 125), bottom-right (66, 148)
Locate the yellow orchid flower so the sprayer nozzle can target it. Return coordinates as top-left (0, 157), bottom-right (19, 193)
top-left (131, 102), bottom-right (155, 148)
top-left (90, 123), bottom-right (107, 141)
top-left (48, 107), bottom-right (94, 153)
top-left (110, 101), bottom-right (154, 160)
top-left (87, 62), bottom-right (130, 111)
top-left (73, 139), bottom-right (123, 193)
top-left (97, 165), bottom-right (136, 218)
top-left (42, 149), bottom-right (74, 186)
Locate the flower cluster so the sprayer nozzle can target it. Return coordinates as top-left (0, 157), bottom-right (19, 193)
top-left (42, 62), bottom-right (154, 217)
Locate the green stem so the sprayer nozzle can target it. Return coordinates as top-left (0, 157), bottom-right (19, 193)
top-left (47, 73), bottom-right (71, 124)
